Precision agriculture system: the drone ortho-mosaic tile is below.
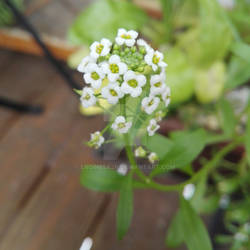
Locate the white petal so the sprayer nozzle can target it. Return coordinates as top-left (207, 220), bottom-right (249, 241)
top-left (118, 28), bottom-right (127, 36)
top-left (128, 30), bottom-right (138, 39)
top-left (118, 62), bottom-right (128, 74)
top-left (115, 37), bottom-right (124, 45)
top-left (84, 74), bottom-right (92, 84)
top-left (109, 55), bottom-right (120, 64)
top-left (108, 73), bottom-right (118, 82)
top-left (137, 74), bottom-right (146, 86)
top-left (125, 39), bottom-right (135, 47)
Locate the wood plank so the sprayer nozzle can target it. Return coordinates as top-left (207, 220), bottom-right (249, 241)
top-left (0, 28), bottom-right (78, 61)
top-left (0, 52), bottom-right (55, 137)
top-left (0, 53), bottom-right (86, 238)
top-left (0, 116), bottom-right (109, 250)
top-left (92, 187), bottom-right (184, 250)
top-left (28, 0), bottom-right (76, 38)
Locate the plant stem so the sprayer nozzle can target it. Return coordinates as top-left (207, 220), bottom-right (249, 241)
top-left (125, 136), bottom-right (243, 193)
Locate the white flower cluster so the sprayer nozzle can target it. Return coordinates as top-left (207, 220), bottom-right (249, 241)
top-left (77, 28), bottom-right (170, 148)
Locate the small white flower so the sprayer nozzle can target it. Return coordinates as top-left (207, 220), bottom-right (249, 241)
top-left (234, 232), bottom-right (248, 243)
top-left (102, 55), bottom-right (128, 82)
top-left (150, 74), bottom-right (166, 95)
top-left (218, 0), bottom-right (235, 10)
top-left (183, 184), bottom-right (195, 200)
top-left (111, 116), bottom-right (132, 134)
top-left (155, 110), bottom-right (164, 122)
top-left (84, 63), bottom-right (105, 89)
top-left (80, 87), bottom-right (96, 108)
top-left (121, 70), bottom-right (146, 97)
top-left (148, 152), bottom-right (158, 163)
top-left (101, 83), bottom-right (124, 104)
top-left (117, 163), bottom-right (128, 176)
top-left (115, 28), bottom-right (138, 47)
top-left (77, 56), bottom-right (96, 73)
top-left (90, 38), bottom-right (112, 59)
top-left (147, 119), bottom-right (160, 136)
top-left (141, 95), bottom-right (160, 114)
top-left (145, 49), bottom-right (167, 71)
top-left (79, 237), bottom-right (93, 250)
top-left (134, 146), bottom-right (146, 157)
top-left (89, 131), bottom-right (104, 149)
top-left (161, 86), bottom-right (171, 107)
top-left (137, 39), bottom-right (152, 52)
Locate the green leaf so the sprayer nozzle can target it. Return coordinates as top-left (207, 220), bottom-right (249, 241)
top-left (116, 174), bottom-right (133, 240)
top-left (68, 0), bottom-right (148, 45)
top-left (225, 56), bottom-right (250, 90)
top-left (165, 210), bottom-right (184, 248)
top-left (245, 112), bottom-right (250, 165)
top-left (150, 129), bottom-right (206, 177)
top-left (180, 198), bottom-right (212, 250)
top-left (73, 89), bottom-right (82, 96)
top-left (141, 133), bottom-right (173, 159)
top-left (80, 165), bottom-right (124, 192)
top-left (218, 98), bottom-right (236, 137)
top-left (230, 42), bottom-right (250, 63)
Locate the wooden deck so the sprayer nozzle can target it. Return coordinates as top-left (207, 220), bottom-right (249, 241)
top-left (0, 1), bottom-right (182, 249)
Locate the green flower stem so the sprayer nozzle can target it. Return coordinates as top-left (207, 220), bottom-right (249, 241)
top-left (125, 135), bottom-right (243, 193)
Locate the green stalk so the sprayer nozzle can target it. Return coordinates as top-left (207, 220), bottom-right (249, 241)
top-left (125, 136), bottom-right (243, 193)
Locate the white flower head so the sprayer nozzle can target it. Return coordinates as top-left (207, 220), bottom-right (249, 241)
top-left (155, 110), bottom-right (164, 122)
top-left (80, 87), bottom-right (96, 108)
top-left (141, 95), bottom-right (160, 114)
top-left (111, 116), bottom-right (132, 134)
top-left (84, 63), bottom-right (105, 89)
top-left (101, 83), bottom-right (124, 104)
top-left (137, 39), bottom-right (152, 53)
top-left (102, 55), bottom-right (128, 82)
top-left (77, 56), bottom-right (96, 73)
top-left (183, 184), bottom-right (195, 200)
top-left (115, 28), bottom-right (138, 47)
top-left (134, 146), bottom-right (147, 157)
top-left (145, 49), bottom-right (167, 71)
top-left (90, 38), bottom-right (112, 59)
top-left (89, 131), bottom-right (104, 149)
top-left (150, 73), bottom-right (166, 95)
top-left (148, 152), bottom-right (158, 164)
top-left (161, 86), bottom-right (171, 107)
top-left (117, 163), bottom-right (128, 176)
top-left (121, 70), bottom-right (146, 97)
top-left (147, 119), bottom-right (160, 136)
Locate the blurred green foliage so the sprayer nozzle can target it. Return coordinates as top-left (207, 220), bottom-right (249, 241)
top-left (0, 0), bottom-right (23, 26)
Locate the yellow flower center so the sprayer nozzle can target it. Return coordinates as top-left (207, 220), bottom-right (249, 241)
top-left (152, 54), bottom-right (160, 64)
top-left (154, 82), bottom-right (162, 87)
top-left (127, 79), bottom-right (138, 88)
top-left (96, 44), bottom-right (104, 54)
top-left (148, 99), bottom-right (154, 106)
top-left (121, 34), bottom-right (131, 39)
top-left (110, 89), bottom-right (118, 96)
top-left (84, 94), bottom-right (91, 100)
top-left (118, 122), bottom-right (125, 129)
top-left (110, 64), bottom-right (119, 73)
top-left (91, 72), bottom-right (100, 80)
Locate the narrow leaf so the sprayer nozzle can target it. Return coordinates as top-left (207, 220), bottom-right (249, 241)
top-left (150, 129), bottom-right (206, 177)
top-left (117, 174), bottom-right (133, 240)
top-left (80, 165), bottom-right (124, 192)
top-left (230, 42), bottom-right (250, 63)
top-left (246, 111), bottom-right (250, 165)
top-left (141, 133), bottom-right (173, 159)
top-left (225, 56), bottom-right (250, 90)
top-left (165, 210), bottom-right (183, 248)
top-left (218, 98), bottom-right (236, 136)
top-left (180, 198), bottom-right (212, 250)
